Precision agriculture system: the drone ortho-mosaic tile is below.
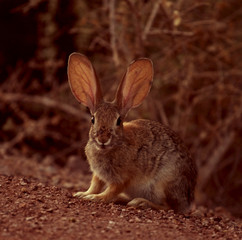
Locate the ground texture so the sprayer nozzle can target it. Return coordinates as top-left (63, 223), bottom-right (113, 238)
top-left (0, 156), bottom-right (241, 240)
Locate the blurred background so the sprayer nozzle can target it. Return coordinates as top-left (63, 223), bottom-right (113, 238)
top-left (0, 0), bottom-right (241, 216)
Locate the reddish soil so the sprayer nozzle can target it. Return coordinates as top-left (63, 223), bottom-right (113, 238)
top-left (0, 156), bottom-right (241, 240)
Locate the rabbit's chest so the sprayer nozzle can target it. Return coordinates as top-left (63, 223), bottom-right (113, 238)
top-left (85, 145), bottom-right (127, 183)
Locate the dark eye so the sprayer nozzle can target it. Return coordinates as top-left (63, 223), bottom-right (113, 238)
top-left (91, 116), bottom-right (95, 124)
top-left (116, 116), bottom-right (122, 126)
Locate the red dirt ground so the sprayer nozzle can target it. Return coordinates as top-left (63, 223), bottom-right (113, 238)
top-left (0, 155), bottom-right (241, 240)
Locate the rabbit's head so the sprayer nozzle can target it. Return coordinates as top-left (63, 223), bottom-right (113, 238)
top-left (67, 53), bottom-right (153, 149)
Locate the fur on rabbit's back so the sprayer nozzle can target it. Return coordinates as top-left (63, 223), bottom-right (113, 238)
top-left (123, 119), bottom-right (196, 179)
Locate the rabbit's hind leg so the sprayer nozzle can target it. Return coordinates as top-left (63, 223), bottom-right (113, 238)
top-left (113, 193), bottom-right (131, 205)
top-left (127, 198), bottom-right (169, 211)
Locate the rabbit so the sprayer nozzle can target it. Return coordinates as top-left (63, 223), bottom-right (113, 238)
top-left (67, 52), bottom-right (197, 213)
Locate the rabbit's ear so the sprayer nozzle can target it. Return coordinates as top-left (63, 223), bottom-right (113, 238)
top-left (115, 58), bottom-right (153, 116)
top-left (68, 53), bottom-right (103, 114)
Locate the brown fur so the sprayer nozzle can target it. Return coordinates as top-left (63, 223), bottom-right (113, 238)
top-left (68, 53), bottom-right (197, 213)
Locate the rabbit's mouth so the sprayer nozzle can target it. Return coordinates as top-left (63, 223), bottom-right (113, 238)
top-left (95, 137), bottom-right (112, 150)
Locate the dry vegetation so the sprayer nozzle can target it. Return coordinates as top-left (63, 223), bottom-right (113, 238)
top-left (0, 0), bottom-right (241, 216)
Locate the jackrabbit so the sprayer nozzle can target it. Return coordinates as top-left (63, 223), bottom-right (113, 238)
top-left (68, 53), bottom-right (197, 213)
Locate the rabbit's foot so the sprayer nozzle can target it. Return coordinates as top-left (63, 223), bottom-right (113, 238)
top-left (83, 193), bottom-right (101, 201)
top-left (83, 190), bottom-right (122, 202)
top-left (127, 198), bottom-right (163, 210)
top-left (73, 192), bottom-right (103, 201)
top-left (73, 191), bottom-right (89, 198)
top-left (114, 193), bottom-right (131, 204)
top-left (82, 193), bottom-right (111, 202)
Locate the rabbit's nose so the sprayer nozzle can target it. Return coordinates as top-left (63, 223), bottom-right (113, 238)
top-left (96, 127), bottom-right (112, 145)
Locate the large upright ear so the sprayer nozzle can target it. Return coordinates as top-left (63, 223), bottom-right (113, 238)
top-left (115, 58), bottom-right (153, 116)
top-left (67, 53), bottom-right (103, 114)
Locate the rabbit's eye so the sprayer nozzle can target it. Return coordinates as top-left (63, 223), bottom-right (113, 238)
top-left (91, 116), bottom-right (95, 124)
top-left (116, 116), bottom-right (122, 126)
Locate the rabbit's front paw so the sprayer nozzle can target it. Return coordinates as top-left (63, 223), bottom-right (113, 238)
top-left (83, 194), bottom-right (102, 202)
top-left (73, 191), bottom-right (88, 198)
